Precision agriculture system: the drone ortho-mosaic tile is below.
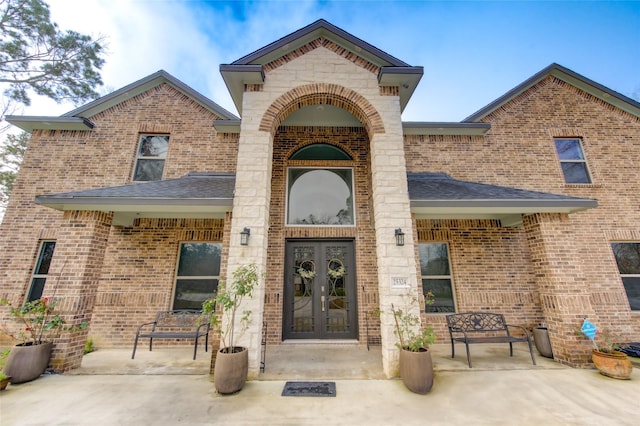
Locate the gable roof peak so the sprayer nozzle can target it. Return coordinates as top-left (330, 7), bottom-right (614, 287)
top-left (230, 19), bottom-right (410, 67)
top-left (464, 63), bottom-right (640, 122)
top-left (62, 69), bottom-right (238, 120)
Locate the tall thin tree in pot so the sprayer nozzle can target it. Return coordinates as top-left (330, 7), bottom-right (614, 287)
top-left (392, 291), bottom-right (436, 394)
top-left (202, 263), bottom-right (261, 394)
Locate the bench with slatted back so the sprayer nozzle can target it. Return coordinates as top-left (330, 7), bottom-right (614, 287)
top-left (131, 310), bottom-right (210, 360)
top-left (446, 312), bottom-right (536, 368)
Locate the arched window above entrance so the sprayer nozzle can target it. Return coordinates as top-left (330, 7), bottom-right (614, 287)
top-left (287, 168), bottom-right (354, 226)
top-left (290, 144), bottom-right (352, 161)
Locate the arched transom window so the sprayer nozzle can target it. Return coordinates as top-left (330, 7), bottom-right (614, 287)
top-left (287, 168), bottom-right (354, 225)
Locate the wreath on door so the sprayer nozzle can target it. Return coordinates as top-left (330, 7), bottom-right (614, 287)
top-left (297, 260), bottom-right (316, 280)
top-left (327, 258), bottom-right (346, 279)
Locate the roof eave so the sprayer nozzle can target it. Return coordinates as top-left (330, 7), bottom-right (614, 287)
top-left (403, 121), bottom-right (491, 136)
top-left (410, 198), bottom-right (597, 227)
top-left (35, 195), bottom-right (234, 210)
top-left (5, 116), bottom-right (95, 132)
top-left (379, 67), bottom-right (423, 112)
top-left (219, 65), bottom-right (265, 115)
top-left (411, 199), bottom-right (596, 215)
top-left (212, 119), bottom-right (242, 134)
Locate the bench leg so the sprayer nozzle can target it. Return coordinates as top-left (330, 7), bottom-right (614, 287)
top-left (132, 335), bottom-right (140, 359)
top-left (205, 332), bottom-right (209, 353)
top-left (509, 342), bottom-right (514, 357)
top-left (450, 340), bottom-right (455, 358)
top-left (149, 337), bottom-right (153, 352)
top-left (527, 337), bottom-right (537, 365)
top-left (193, 336), bottom-right (199, 360)
top-left (465, 342), bottom-right (472, 368)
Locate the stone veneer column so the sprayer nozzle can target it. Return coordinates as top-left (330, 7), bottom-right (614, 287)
top-left (523, 213), bottom-right (595, 366)
top-left (370, 125), bottom-right (421, 378)
top-left (225, 98), bottom-right (273, 379)
top-left (47, 210), bottom-right (113, 372)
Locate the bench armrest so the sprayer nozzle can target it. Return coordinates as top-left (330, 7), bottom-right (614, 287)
top-left (134, 321), bottom-right (157, 335)
top-left (196, 322), bottom-right (210, 333)
top-left (505, 324), bottom-right (530, 337)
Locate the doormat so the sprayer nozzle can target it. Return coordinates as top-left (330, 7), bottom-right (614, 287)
top-left (281, 381), bottom-right (336, 397)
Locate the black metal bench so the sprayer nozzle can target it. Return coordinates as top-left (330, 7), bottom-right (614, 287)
top-left (446, 312), bottom-right (536, 368)
top-left (131, 310), bottom-right (210, 360)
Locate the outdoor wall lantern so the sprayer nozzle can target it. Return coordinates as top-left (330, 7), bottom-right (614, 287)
top-left (240, 227), bottom-right (251, 246)
top-left (394, 228), bottom-right (405, 246)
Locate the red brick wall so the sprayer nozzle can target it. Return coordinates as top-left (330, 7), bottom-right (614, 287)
top-left (0, 83), bottom-right (235, 348)
top-left (405, 76), bottom-right (640, 345)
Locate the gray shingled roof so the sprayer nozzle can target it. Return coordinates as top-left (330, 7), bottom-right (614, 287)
top-left (36, 172), bottom-right (235, 205)
top-left (35, 173), bottom-right (235, 226)
top-left (407, 173), bottom-right (597, 226)
top-left (408, 173), bottom-right (597, 209)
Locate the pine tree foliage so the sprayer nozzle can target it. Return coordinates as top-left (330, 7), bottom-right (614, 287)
top-left (0, 0), bottom-right (105, 108)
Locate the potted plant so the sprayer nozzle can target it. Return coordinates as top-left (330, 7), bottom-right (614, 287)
top-left (0, 348), bottom-right (10, 390)
top-left (391, 291), bottom-right (436, 394)
top-left (0, 297), bottom-right (87, 384)
top-left (580, 319), bottom-right (632, 380)
top-left (201, 263), bottom-right (261, 394)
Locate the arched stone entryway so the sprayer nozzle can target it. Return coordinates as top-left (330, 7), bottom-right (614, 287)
top-left (258, 83), bottom-right (385, 138)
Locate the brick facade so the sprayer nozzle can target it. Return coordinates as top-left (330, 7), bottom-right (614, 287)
top-left (1, 21), bottom-right (638, 376)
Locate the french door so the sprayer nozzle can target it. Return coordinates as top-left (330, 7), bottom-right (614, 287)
top-left (283, 240), bottom-right (357, 339)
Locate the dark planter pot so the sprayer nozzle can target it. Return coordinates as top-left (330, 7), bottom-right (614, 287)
top-left (399, 347), bottom-right (434, 394)
top-left (4, 342), bottom-right (53, 384)
top-left (214, 346), bottom-right (249, 394)
top-left (532, 327), bottom-right (553, 358)
top-left (592, 349), bottom-right (633, 380)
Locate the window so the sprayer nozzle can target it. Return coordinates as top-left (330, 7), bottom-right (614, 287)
top-left (287, 168), bottom-right (354, 225)
top-left (419, 243), bottom-right (455, 312)
top-left (611, 242), bottom-right (640, 311)
top-left (554, 138), bottom-right (591, 184)
top-left (133, 134), bottom-right (169, 181)
top-left (173, 243), bottom-right (222, 310)
top-left (27, 241), bottom-right (56, 302)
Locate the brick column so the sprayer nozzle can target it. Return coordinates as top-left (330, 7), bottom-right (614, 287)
top-left (47, 210), bottom-right (113, 372)
top-left (523, 213), bottom-right (594, 366)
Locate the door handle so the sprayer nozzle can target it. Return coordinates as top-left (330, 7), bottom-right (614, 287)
top-left (321, 295), bottom-right (325, 312)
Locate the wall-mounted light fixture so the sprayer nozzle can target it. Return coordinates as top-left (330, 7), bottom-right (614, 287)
top-left (240, 227), bottom-right (251, 246)
top-left (394, 228), bottom-right (405, 246)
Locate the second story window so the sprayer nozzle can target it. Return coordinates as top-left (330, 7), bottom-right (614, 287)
top-left (133, 134), bottom-right (169, 181)
top-left (554, 138), bottom-right (591, 184)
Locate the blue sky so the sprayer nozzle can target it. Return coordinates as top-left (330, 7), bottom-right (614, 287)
top-left (27, 0), bottom-right (640, 122)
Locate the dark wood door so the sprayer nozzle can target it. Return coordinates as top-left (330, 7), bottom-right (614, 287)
top-left (283, 240), bottom-right (357, 340)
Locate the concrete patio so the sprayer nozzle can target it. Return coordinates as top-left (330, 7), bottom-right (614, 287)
top-left (0, 343), bottom-right (638, 425)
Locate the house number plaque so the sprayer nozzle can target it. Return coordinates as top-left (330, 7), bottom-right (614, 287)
top-left (390, 277), bottom-right (409, 289)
